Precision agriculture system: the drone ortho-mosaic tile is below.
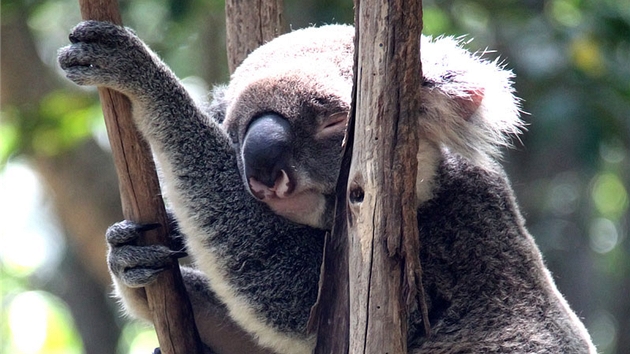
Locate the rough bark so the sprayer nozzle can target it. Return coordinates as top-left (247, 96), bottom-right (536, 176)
top-left (225, 0), bottom-right (285, 73)
top-left (312, 0), bottom-right (426, 352)
top-left (348, 1), bottom-right (426, 351)
top-left (76, 1), bottom-right (203, 353)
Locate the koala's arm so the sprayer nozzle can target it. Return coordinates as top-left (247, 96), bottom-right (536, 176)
top-left (59, 21), bottom-right (323, 354)
top-left (57, 21), bottom-right (256, 227)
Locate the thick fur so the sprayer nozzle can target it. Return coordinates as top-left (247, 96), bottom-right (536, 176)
top-left (58, 21), bottom-right (596, 353)
top-left (410, 154), bottom-right (594, 353)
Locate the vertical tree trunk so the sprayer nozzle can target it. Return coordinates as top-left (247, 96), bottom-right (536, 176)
top-left (312, 0), bottom-right (427, 352)
top-left (225, 0), bottom-right (285, 73)
top-left (77, 1), bottom-right (204, 353)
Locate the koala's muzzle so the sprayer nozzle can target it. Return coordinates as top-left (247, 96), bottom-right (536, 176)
top-left (242, 113), bottom-right (295, 199)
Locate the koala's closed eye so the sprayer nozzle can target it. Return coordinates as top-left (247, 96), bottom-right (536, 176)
top-left (317, 112), bottom-right (348, 138)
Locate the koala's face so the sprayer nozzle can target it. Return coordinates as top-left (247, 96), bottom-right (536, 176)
top-left (221, 25), bottom-right (355, 229)
top-left (224, 68), bottom-right (351, 229)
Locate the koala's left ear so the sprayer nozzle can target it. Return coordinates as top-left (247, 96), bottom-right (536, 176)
top-left (456, 88), bottom-right (485, 121)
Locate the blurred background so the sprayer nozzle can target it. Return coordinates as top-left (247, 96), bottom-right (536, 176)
top-left (1, 0), bottom-right (628, 353)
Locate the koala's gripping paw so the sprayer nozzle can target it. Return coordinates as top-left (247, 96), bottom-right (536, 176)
top-left (58, 21), bottom-right (154, 94)
top-left (106, 220), bottom-right (186, 288)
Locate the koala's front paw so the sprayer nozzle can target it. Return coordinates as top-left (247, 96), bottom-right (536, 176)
top-left (106, 220), bottom-right (186, 288)
top-left (58, 21), bottom-right (154, 95)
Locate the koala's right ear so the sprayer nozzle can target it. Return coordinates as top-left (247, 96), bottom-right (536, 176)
top-left (420, 36), bottom-right (524, 166)
top-left (455, 88), bottom-right (485, 121)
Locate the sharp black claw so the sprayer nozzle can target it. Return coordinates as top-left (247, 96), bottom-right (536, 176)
top-left (172, 250), bottom-right (189, 259)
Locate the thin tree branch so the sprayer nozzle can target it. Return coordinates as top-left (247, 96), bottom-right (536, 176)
top-left (77, 1), bottom-right (203, 353)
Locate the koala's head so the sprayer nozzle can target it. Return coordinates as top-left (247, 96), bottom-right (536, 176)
top-left (222, 25), bottom-right (354, 229)
top-left (221, 25), bottom-right (522, 230)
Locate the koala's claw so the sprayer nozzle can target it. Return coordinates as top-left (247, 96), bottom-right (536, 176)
top-left (106, 220), bottom-right (186, 288)
top-left (108, 243), bottom-right (182, 287)
top-left (106, 220), bottom-right (160, 245)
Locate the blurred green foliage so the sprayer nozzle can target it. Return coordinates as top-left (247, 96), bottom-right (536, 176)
top-left (3, 290), bottom-right (83, 354)
top-left (0, 93), bottom-right (99, 166)
top-left (1, 0), bottom-right (628, 353)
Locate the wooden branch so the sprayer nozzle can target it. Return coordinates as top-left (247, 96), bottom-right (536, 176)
top-left (77, 1), bottom-right (203, 353)
top-left (349, 0), bottom-right (426, 351)
top-left (312, 0), bottom-right (427, 352)
top-left (225, 0), bottom-right (285, 73)
top-left (308, 110), bottom-right (354, 352)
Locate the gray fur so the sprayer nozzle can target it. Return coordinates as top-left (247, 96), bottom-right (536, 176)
top-left (59, 21), bottom-right (595, 353)
top-left (410, 154), bottom-right (594, 353)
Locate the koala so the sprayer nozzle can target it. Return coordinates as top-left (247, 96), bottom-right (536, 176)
top-left (58, 21), bottom-right (596, 354)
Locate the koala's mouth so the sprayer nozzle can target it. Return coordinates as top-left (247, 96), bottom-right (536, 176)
top-left (248, 170), bottom-right (328, 228)
top-left (248, 169), bottom-right (295, 200)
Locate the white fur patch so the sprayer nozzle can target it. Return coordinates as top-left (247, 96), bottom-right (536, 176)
top-left (111, 278), bottom-right (151, 322)
top-left (416, 141), bottom-right (441, 206)
top-left (420, 36), bottom-right (524, 167)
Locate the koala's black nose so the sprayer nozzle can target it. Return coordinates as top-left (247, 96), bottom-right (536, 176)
top-left (242, 113), bottom-right (293, 188)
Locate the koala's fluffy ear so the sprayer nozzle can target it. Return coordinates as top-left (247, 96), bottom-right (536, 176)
top-left (420, 36), bottom-right (524, 166)
top-left (455, 88), bottom-right (485, 121)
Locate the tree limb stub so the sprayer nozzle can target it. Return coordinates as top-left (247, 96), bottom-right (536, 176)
top-left (77, 1), bottom-right (203, 353)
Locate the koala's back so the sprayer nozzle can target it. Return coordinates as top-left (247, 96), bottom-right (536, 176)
top-left (409, 154), bottom-right (595, 353)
